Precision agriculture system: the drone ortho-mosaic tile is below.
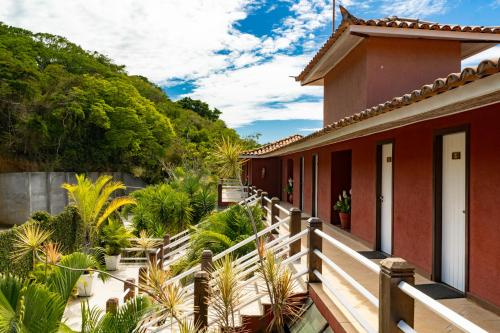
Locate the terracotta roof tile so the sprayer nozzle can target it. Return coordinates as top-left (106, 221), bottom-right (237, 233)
top-left (242, 134), bottom-right (303, 157)
top-left (296, 6), bottom-right (500, 83)
top-left (270, 58), bottom-right (500, 155)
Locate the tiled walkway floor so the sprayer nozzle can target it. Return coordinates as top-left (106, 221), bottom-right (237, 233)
top-left (64, 264), bottom-right (140, 330)
top-left (275, 201), bottom-right (500, 333)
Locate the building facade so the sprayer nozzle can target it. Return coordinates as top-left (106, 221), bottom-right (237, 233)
top-left (242, 7), bottom-right (500, 312)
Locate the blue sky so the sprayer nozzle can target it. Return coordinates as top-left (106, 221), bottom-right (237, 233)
top-left (162, 0), bottom-right (500, 143)
top-left (1, 0), bottom-right (499, 144)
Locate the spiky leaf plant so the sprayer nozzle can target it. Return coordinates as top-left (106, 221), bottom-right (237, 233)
top-left (258, 251), bottom-right (303, 333)
top-left (11, 223), bottom-right (52, 270)
top-left (211, 255), bottom-right (245, 331)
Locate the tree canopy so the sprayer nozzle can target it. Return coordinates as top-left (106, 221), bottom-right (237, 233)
top-left (0, 23), bottom-right (258, 181)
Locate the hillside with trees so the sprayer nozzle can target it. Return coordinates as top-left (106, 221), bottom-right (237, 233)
top-left (0, 23), bottom-right (257, 182)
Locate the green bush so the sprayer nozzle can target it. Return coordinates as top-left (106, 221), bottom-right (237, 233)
top-left (0, 226), bottom-right (32, 277)
top-left (32, 206), bottom-right (85, 253)
top-left (170, 204), bottom-right (263, 277)
top-left (0, 206), bottom-right (86, 277)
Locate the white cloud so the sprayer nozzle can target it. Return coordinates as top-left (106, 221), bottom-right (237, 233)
top-left (188, 54), bottom-right (323, 127)
top-left (380, 0), bottom-right (448, 17)
top-left (462, 46), bottom-right (500, 68)
top-left (0, 0), bottom-right (329, 128)
top-left (0, 0), bottom-right (254, 82)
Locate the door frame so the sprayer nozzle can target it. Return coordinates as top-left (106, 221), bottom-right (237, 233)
top-left (312, 154), bottom-right (318, 217)
top-left (299, 156), bottom-right (304, 210)
top-left (432, 125), bottom-right (470, 293)
top-left (375, 139), bottom-right (395, 253)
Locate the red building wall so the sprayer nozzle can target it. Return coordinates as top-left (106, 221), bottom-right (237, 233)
top-left (246, 158), bottom-right (282, 198)
top-left (277, 103), bottom-right (500, 308)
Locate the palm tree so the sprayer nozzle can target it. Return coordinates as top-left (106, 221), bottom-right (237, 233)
top-left (62, 174), bottom-right (136, 248)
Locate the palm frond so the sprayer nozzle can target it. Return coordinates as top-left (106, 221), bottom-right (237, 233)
top-left (11, 223), bottom-right (52, 268)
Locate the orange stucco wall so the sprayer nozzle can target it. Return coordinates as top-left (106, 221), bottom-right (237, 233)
top-left (323, 37), bottom-right (461, 126)
top-left (277, 103), bottom-right (500, 308)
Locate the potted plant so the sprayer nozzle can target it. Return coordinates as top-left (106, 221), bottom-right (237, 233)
top-left (101, 218), bottom-right (132, 271)
top-left (334, 190), bottom-right (351, 229)
top-left (285, 177), bottom-right (293, 203)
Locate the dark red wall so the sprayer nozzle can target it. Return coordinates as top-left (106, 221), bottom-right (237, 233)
top-left (246, 158), bottom-right (282, 198)
top-left (278, 103), bottom-right (500, 308)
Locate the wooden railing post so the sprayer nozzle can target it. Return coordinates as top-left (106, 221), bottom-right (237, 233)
top-left (270, 197), bottom-right (280, 234)
top-left (289, 208), bottom-right (302, 257)
top-left (138, 266), bottom-right (148, 293)
top-left (201, 249), bottom-right (213, 273)
top-left (260, 190), bottom-right (267, 216)
top-left (217, 179), bottom-right (223, 207)
top-left (307, 217), bottom-right (322, 283)
top-left (194, 271), bottom-right (209, 331)
top-left (163, 234), bottom-right (170, 263)
top-left (379, 258), bottom-right (415, 333)
top-left (106, 297), bottom-right (119, 314)
top-left (124, 278), bottom-right (135, 302)
top-left (148, 250), bottom-right (157, 268)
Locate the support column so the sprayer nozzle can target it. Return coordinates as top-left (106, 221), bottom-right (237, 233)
top-left (379, 258), bottom-right (415, 333)
top-left (124, 278), bottom-right (135, 302)
top-left (307, 217), bottom-right (322, 283)
top-left (138, 266), bottom-right (148, 293)
top-left (194, 271), bottom-right (209, 331)
top-left (148, 250), bottom-right (157, 268)
top-left (106, 297), bottom-right (119, 314)
top-left (163, 234), bottom-right (170, 263)
top-left (217, 179), bottom-right (223, 207)
top-left (289, 208), bottom-right (302, 257)
top-left (201, 249), bottom-right (213, 273)
top-left (270, 197), bottom-right (280, 234)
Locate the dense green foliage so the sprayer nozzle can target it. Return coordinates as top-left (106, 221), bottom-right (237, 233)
top-left (0, 206), bottom-right (85, 277)
top-left (171, 204), bottom-right (263, 276)
top-left (128, 167), bottom-right (216, 236)
top-left (176, 97), bottom-right (221, 121)
top-left (0, 23), bottom-right (257, 181)
top-left (0, 252), bottom-right (110, 332)
top-left (31, 206), bottom-right (85, 253)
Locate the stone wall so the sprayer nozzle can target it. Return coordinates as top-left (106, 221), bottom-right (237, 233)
top-left (0, 172), bottom-right (145, 225)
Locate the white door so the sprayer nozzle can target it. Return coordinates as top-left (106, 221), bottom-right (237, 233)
top-left (441, 132), bottom-right (466, 292)
top-left (380, 144), bottom-right (393, 255)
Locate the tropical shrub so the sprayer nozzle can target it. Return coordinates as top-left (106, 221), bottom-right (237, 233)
top-left (0, 252), bottom-right (101, 332)
top-left (62, 174), bottom-right (136, 248)
top-left (31, 205), bottom-right (85, 253)
top-left (0, 227), bottom-right (32, 277)
top-left (170, 204), bottom-right (263, 276)
top-left (130, 184), bottom-right (193, 237)
top-left (100, 218), bottom-right (132, 256)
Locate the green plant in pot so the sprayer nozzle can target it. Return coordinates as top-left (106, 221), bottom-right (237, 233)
top-left (101, 218), bottom-right (132, 271)
top-left (334, 190), bottom-right (351, 229)
top-left (285, 177), bottom-right (293, 203)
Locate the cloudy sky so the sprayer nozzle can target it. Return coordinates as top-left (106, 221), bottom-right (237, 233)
top-left (1, 0), bottom-right (499, 143)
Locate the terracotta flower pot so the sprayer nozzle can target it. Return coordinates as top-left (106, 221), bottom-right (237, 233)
top-left (288, 193), bottom-right (293, 203)
top-left (339, 212), bottom-right (351, 229)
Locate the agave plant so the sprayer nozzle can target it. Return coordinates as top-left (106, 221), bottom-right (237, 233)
top-left (62, 174), bottom-right (136, 248)
top-left (11, 222), bottom-right (52, 270)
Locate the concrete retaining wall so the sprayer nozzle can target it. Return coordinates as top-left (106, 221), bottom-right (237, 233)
top-left (0, 172), bottom-right (145, 226)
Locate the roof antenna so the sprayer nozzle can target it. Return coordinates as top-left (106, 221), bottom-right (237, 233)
top-left (332, 0), bottom-right (336, 32)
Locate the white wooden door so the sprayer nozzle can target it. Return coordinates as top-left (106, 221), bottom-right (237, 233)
top-left (380, 143), bottom-right (393, 255)
top-left (441, 132), bottom-right (466, 292)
